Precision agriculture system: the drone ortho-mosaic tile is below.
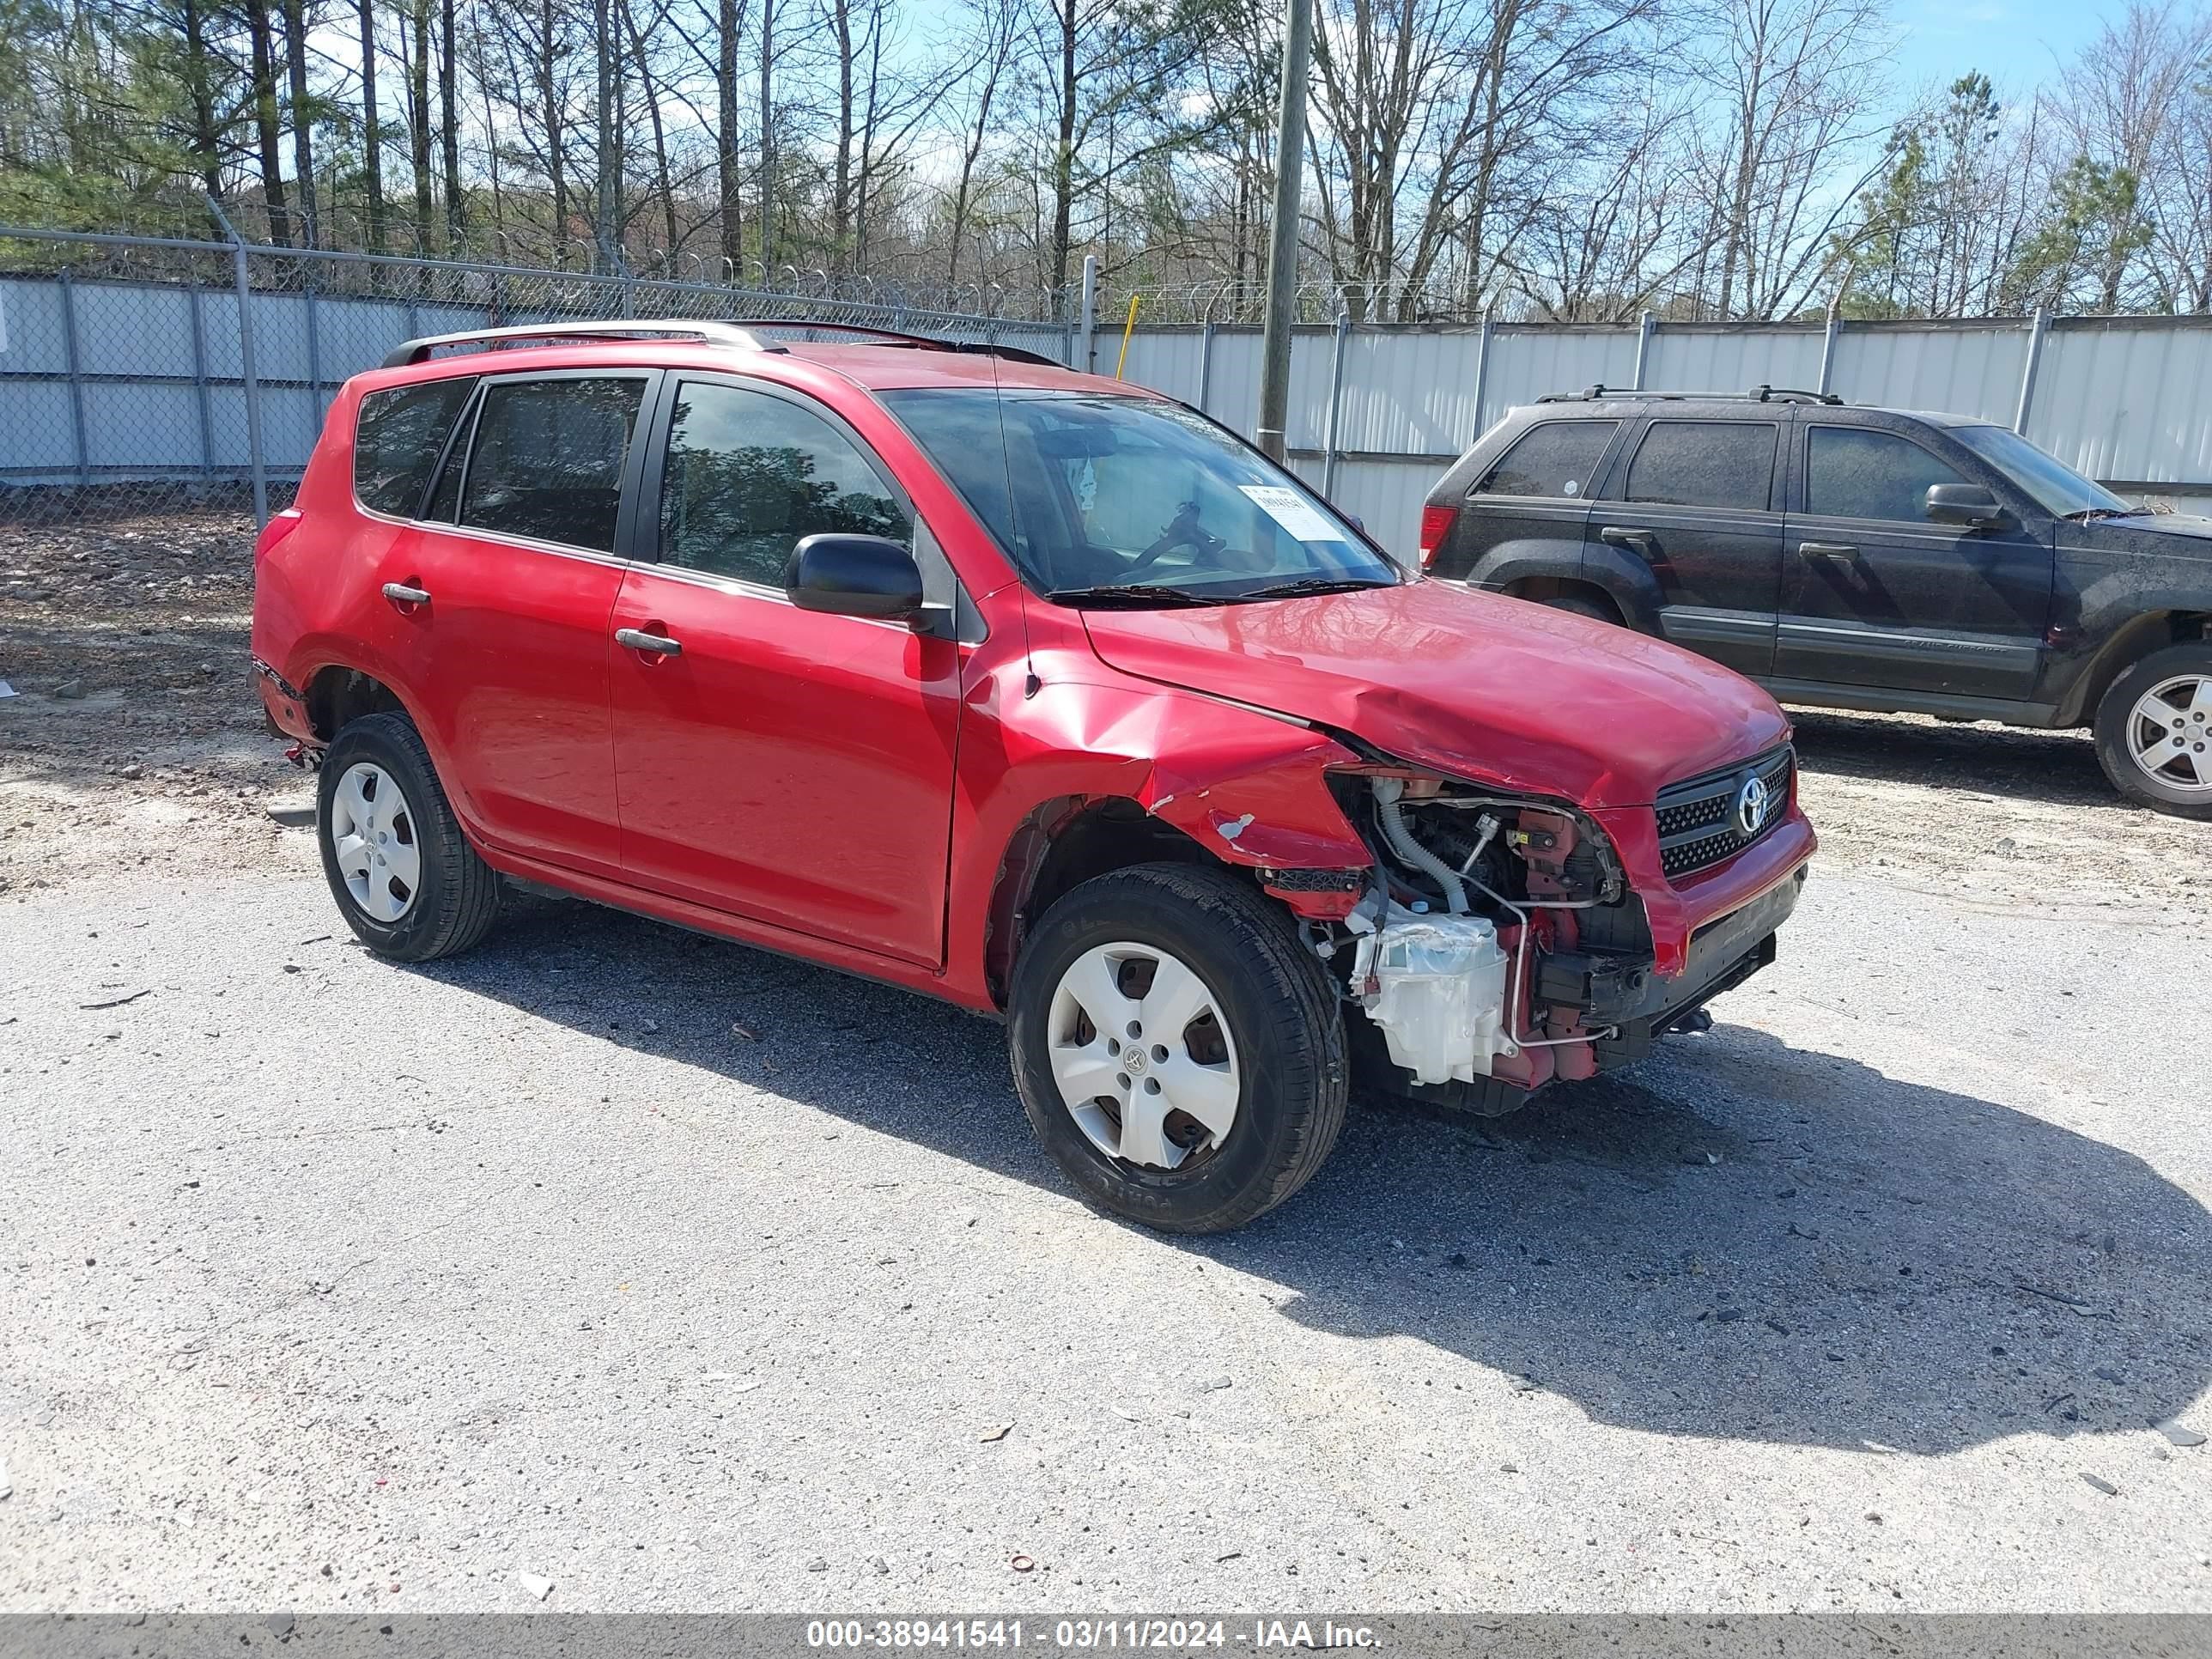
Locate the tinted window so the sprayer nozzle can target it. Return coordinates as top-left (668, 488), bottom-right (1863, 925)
top-left (1806, 427), bottom-right (1969, 522)
top-left (1625, 421), bottom-right (1777, 510)
top-left (459, 377), bottom-right (647, 552)
top-left (658, 381), bottom-right (908, 585)
top-left (354, 379), bottom-right (474, 518)
top-left (1474, 421), bottom-right (1618, 500)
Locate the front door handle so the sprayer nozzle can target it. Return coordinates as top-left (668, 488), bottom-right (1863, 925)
top-left (1600, 526), bottom-right (1656, 553)
top-left (381, 581), bottom-right (430, 605)
top-left (1797, 541), bottom-right (1857, 561)
top-left (615, 627), bottom-right (683, 657)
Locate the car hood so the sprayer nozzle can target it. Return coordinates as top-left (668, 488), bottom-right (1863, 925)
top-left (1079, 580), bottom-right (1791, 809)
top-left (2077, 513), bottom-right (2212, 556)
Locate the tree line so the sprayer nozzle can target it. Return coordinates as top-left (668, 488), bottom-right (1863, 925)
top-left (2, 0), bottom-right (2209, 319)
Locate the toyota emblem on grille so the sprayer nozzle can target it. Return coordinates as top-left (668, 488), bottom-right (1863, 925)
top-left (1735, 773), bottom-right (1771, 837)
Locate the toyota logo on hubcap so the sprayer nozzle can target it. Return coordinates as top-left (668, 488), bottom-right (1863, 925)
top-left (1735, 773), bottom-right (1771, 837)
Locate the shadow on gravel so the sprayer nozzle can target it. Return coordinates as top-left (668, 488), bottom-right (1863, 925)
top-left (420, 898), bottom-right (2212, 1459)
top-left (1786, 708), bottom-right (2117, 806)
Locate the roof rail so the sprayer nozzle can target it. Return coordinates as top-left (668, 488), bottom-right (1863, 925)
top-left (381, 316), bottom-right (1066, 370)
top-left (1747, 384), bottom-right (1845, 406)
top-left (381, 320), bottom-right (773, 368)
top-left (1534, 383), bottom-right (1846, 407)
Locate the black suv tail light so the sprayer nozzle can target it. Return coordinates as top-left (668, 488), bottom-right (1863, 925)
top-left (1418, 504), bottom-right (1456, 568)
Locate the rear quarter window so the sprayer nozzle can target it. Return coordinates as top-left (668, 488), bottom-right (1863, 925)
top-left (354, 379), bottom-right (475, 518)
top-left (1473, 420), bottom-right (1619, 501)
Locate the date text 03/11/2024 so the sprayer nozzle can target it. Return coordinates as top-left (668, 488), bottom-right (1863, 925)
top-left (804, 1619), bottom-right (1384, 1650)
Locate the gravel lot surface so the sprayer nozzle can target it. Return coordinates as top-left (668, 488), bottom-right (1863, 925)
top-left (3, 512), bottom-right (2210, 1615)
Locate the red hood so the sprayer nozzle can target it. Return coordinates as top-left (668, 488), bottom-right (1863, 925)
top-left (1079, 580), bottom-right (1790, 809)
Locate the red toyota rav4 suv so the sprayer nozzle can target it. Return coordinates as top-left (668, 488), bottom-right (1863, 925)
top-left (252, 320), bottom-right (1814, 1232)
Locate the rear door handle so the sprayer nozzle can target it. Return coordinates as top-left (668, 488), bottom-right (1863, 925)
top-left (1797, 541), bottom-right (1857, 561)
top-left (381, 581), bottom-right (430, 605)
top-left (1600, 526), bottom-right (1656, 553)
top-left (614, 627), bottom-right (683, 657)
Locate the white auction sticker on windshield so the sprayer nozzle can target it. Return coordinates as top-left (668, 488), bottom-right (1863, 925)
top-left (1239, 484), bottom-right (1347, 544)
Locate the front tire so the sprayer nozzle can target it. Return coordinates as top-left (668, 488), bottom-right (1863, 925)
top-left (1008, 863), bottom-right (1348, 1233)
top-left (316, 710), bottom-right (501, 960)
top-left (2092, 641), bottom-right (2212, 818)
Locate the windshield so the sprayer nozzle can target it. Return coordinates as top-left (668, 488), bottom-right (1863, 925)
top-left (1950, 424), bottom-right (2130, 520)
top-left (879, 388), bottom-right (1399, 604)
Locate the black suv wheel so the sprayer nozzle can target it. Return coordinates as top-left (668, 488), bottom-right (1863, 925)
top-left (2092, 641), bottom-right (2212, 819)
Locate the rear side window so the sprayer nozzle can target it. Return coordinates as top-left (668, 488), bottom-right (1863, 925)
top-left (459, 377), bottom-right (647, 553)
top-left (1474, 421), bottom-right (1617, 500)
top-left (1625, 421), bottom-right (1777, 511)
top-left (1806, 427), bottom-right (1969, 522)
top-left (354, 379), bottom-right (474, 518)
top-left (657, 380), bottom-right (908, 586)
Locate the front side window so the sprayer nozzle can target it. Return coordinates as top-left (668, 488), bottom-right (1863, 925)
top-left (882, 388), bottom-right (1395, 603)
top-left (458, 376), bottom-right (647, 553)
top-left (355, 378), bottom-right (474, 518)
top-left (1806, 427), bottom-right (1969, 524)
top-left (657, 380), bottom-right (908, 585)
top-left (1626, 421), bottom-right (1777, 511)
top-left (1474, 421), bottom-right (1619, 500)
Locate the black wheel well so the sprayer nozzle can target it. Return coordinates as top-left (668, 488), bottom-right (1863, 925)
top-left (982, 796), bottom-right (1231, 1007)
top-left (2067, 611), bottom-right (2212, 726)
top-left (1504, 575), bottom-right (1625, 623)
top-left (305, 666), bottom-right (408, 742)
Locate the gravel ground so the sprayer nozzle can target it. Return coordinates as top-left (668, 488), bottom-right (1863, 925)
top-left (3, 512), bottom-right (2210, 1615)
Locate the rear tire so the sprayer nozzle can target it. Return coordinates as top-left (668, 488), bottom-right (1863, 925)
top-left (2091, 641), bottom-right (2212, 819)
top-left (1541, 592), bottom-right (1619, 624)
top-left (1008, 863), bottom-right (1348, 1233)
top-left (317, 710), bottom-right (501, 960)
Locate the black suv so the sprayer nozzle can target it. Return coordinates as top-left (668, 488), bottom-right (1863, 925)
top-left (1420, 388), bottom-right (2212, 817)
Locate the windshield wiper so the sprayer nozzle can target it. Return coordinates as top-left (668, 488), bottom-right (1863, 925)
top-left (1044, 583), bottom-right (1230, 609)
top-left (2062, 506), bottom-right (2143, 521)
top-left (1234, 576), bottom-right (1398, 599)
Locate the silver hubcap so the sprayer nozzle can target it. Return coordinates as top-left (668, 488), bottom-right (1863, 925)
top-left (2127, 674), bottom-right (2212, 795)
top-left (328, 762), bottom-right (422, 922)
top-left (1047, 942), bottom-right (1241, 1171)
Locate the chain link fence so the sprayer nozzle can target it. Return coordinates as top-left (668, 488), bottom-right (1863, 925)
top-left (0, 227), bottom-right (1078, 533)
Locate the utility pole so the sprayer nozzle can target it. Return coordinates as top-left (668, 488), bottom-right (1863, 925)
top-left (1255, 0), bottom-right (1313, 463)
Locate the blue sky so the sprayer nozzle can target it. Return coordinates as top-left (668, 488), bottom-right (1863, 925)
top-left (1891, 0), bottom-right (2113, 99)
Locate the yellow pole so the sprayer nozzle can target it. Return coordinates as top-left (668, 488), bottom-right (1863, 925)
top-left (1114, 294), bottom-right (1141, 379)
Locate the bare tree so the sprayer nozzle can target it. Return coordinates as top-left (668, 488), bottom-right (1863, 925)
top-left (1695, 0), bottom-right (1888, 320)
top-left (356, 0), bottom-right (387, 252)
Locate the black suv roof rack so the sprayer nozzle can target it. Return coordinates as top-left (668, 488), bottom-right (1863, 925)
top-left (381, 318), bottom-right (1063, 370)
top-left (1535, 383), bottom-right (1845, 407)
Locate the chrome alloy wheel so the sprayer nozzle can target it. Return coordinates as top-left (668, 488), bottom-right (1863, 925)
top-left (1046, 942), bottom-right (1241, 1171)
top-left (328, 761), bottom-right (422, 922)
top-left (2127, 673), bottom-right (2212, 796)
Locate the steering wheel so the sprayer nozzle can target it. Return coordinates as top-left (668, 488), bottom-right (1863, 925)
top-left (1121, 501), bottom-right (1227, 580)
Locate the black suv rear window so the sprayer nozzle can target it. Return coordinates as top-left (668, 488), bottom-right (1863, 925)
top-left (1474, 421), bottom-right (1617, 500)
top-left (1625, 421), bottom-right (1777, 511)
top-left (354, 379), bottom-right (475, 518)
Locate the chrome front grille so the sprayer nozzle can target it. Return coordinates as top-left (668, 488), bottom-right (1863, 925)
top-left (1655, 745), bottom-right (1794, 879)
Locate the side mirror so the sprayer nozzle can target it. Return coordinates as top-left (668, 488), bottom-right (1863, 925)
top-left (1925, 483), bottom-right (2004, 528)
top-left (784, 533), bottom-right (924, 623)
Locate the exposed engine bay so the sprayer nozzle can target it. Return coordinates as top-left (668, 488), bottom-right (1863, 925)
top-left (1291, 770), bottom-right (1783, 1111)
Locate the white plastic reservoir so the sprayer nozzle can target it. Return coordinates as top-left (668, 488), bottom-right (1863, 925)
top-left (1353, 907), bottom-right (1514, 1085)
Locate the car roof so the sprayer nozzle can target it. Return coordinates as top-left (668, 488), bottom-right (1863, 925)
top-left (362, 320), bottom-right (1133, 398)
